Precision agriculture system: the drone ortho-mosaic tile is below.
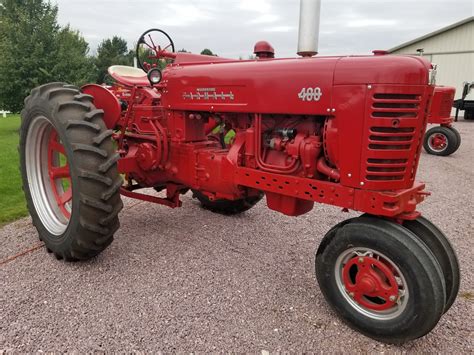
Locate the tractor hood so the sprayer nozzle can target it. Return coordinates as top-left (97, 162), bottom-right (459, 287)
top-left (161, 55), bottom-right (431, 115)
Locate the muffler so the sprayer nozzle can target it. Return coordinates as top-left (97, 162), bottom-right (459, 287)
top-left (297, 0), bottom-right (321, 57)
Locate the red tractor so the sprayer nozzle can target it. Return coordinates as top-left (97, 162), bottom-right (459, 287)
top-left (19, 2), bottom-right (459, 344)
top-left (423, 86), bottom-right (461, 156)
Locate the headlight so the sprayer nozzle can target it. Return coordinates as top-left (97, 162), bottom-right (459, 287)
top-left (147, 68), bottom-right (162, 85)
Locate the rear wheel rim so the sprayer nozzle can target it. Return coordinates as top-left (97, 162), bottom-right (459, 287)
top-left (25, 116), bottom-right (71, 235)
top-left (335, 247), bottom-right (409, 320)
top-left (428, 133), bottom-right (448, 152)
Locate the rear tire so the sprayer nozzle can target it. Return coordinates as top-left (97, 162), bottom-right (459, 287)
top-left (423, 126), bottom-right (459, 156)
top-left (192, 190), bottom-right (263, 215)
top-left (315, 215), bottom-right (445, 344)
top-left (20, 83), bottom-right (123, 261)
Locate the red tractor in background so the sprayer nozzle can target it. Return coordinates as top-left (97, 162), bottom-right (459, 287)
top-left (423, 86), bottom-right (461, 156)
top-left (19, 0), bottom-right (460, 344)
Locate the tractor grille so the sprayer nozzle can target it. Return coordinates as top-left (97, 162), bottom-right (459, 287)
top-left (439, 91), bottom-right (453, 118)
top-left (366, 126), bottom-right (414, 182)
top-left (372, 93), bottom-right (420, 118)
top-left (361, 89), bottom-right (427, 190)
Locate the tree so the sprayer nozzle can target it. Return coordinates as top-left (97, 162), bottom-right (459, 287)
top-left (0, 0), bottom-right (95, 112)
top-left (0, 0), bottom-right (59, 112)
top-left (95, 36), bottom-right (133, 83)
top-left (50, 26), bottom-right (96, 86)
top-left (200, 48), bottom-right (215, 56)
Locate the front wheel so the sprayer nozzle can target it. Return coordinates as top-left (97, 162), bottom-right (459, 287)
top-left (448, 126), bottom-right (461, 151)
top-left (315, 216), bottom-right (445, 344)
top-left (20, 83), bottom-right (123, 261)
top-left (403, 216), bottom-right (460, 313)
top-left (423, 126), bottom-right (459, 156)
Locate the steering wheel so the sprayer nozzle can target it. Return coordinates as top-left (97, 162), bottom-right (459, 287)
top-left (136, 29), bottom-right (175, 72)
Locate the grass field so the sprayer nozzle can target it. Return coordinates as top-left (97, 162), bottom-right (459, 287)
top-left (0, 114), bottom-right (28, 226)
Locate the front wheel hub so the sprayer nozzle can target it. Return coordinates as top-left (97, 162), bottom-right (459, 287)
top-left (336, 248), bottom-right (409, 320)
top-left (358, 275), bottom-right (377, 294)
top-left (428, 133), bottom-right (448, 152)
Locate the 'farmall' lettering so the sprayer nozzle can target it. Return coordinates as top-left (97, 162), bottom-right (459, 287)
top-left (183, 90), bottom-right (235, 101)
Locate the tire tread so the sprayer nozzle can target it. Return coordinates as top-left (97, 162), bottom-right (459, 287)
top-left (20, 83), bottom-right (123, 261)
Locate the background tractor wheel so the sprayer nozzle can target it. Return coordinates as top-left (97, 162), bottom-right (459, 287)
top-left (20, 83), bottom-right (123, 261)
top-left (192, 190), bottom-right (263, 215)
top-left (315, 215), bottom-right (445, 344)
top-left (448, 126), bottom-right (462, 151)
top-left (403, 216), bottom-right (460, 313)
top-left (423, 126), bottom-right (459, 156)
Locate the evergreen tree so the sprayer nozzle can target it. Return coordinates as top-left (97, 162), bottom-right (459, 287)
top-left (95, 36), bottom-right (132, 83)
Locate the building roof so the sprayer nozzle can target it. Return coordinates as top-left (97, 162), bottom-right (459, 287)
top-left (388, 16), bottom-right (474, 53)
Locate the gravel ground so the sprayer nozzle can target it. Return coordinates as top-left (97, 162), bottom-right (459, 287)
top-left (1, 121), bottom-right (473, 353)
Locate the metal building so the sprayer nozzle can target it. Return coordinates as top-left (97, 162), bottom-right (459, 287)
top-left (388, 17), bottom-right (474, 113)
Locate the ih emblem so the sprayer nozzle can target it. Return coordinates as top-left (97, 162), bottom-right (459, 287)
top-left (298, 87), bottom-right (322, 102)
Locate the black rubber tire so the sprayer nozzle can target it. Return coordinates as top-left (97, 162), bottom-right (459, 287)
top-left (423, 126), bottom-right (458, 156)
top-left (403, 216), bottom-right (460, 313)
top-left (192, 190), bottom-right (263, 215)
top-left (315, 215), bottom-right (446, 344)
top-left (448, 126), bottom-right (461, 152)
top-left (20, 83), bottom-right (123, 261)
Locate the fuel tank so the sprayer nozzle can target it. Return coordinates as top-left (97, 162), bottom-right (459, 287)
top-left (161, 55), bottom-right (431, 115)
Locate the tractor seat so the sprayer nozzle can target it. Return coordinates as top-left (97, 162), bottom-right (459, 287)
top-left (108, 65), bottom-right (149, 87)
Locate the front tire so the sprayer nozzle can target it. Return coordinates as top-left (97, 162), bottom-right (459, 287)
top-left (315, 216), bottom-right (445, 344)
top-left (20, 83), bottom-right (123, 261)
top-left (448, 126), bottom-right (461, 151)
top-left (404, 216), bottom-right (460, 313)
top-left (423, 126), bottom-right (459, 156)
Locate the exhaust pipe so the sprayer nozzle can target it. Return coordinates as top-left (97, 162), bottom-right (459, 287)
top-left (297, 0), bottom-right (321, 57)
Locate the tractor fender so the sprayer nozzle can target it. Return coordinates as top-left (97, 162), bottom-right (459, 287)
top-left (82, 84), bottom-right (121, 129)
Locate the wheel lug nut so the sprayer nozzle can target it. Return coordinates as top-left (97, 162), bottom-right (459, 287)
top-left (349, 292), bottom-right (355, 298)
top-left (389, 295), bottom-right (397, 302)
top-left (358, 257), bottom-right (364, 263)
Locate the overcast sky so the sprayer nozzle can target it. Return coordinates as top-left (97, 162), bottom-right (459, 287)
top-left (54, 0), bottom-right (473, 58)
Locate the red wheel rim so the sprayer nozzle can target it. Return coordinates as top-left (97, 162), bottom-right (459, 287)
top-left (429, 133), bottom-right (447, 151)
top-left (342, 255), bottom-right (399, 311)
top-left (335, 248), bottom-right (408, 319)
top-left (47, 129), bottom-right (72, 219)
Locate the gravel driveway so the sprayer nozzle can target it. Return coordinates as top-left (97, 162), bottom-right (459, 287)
top-left (1, 121), bottom-right (473, 353)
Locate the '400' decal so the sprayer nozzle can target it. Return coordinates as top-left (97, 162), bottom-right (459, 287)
top-left (298, 87), bottom-right (322, 102)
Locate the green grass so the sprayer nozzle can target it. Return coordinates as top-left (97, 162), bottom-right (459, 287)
top-left (0, 114), bottom-right (28, 226)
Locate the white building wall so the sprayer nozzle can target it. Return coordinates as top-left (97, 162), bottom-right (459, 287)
top-left (391, 20), bottom-right (474, 107)
top-left (432, 53), bottom-right (474, 99)
top-left (391, 20), bottom-right (474, 55)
